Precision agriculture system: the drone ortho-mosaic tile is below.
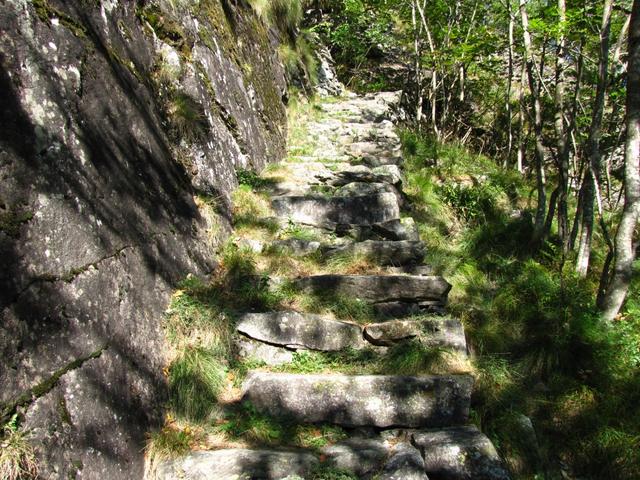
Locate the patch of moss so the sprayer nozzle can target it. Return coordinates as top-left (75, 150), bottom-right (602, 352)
top-left (31, 0), bottom-right (88, 38)
top-left (136, 4), bottom-right (192, 57)
top-left (0, 208), bottom-right (33, 238)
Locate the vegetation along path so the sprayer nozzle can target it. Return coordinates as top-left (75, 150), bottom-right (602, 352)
top-left (153, 92), bottom-right (512, 479)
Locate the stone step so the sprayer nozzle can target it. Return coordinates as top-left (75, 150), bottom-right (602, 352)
top-left (327, 164), bottom-right (403, 187)
top-left (156, 428), bottom-right (509, 480)
top-left (156, 448), bottom-right (318, 480)
top-left (236, 311), bottom-right (366, 351)
top-left (294, 274), bottom-right (451, 305)
top-left (411, 426), bottom-right (512, 480)
top-left (271, 192), bottom-right (400, 229)
top-left (241, 373), bottom-right (473, 428)
top-left (364, 317), bottom-right (467, 351)
top-left (322, 240), bottom-right (426, 266)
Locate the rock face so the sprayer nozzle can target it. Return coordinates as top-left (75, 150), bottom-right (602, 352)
top-left (156, 449), bottom-right (318, 480)
top-left (241, 373), bottom-right (473, 427)
top-left (271, 192), bottom-right (400, 229)
top-left (0, 1), bottom-right (286, 478)
top-left (236, 312), bottom-right (366, 351)
top-left (295, 274), bottom-right (452, 304)
top-left (412, 426), bottom-right (512, 480)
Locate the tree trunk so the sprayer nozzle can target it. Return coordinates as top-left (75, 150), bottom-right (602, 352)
top-left (554, 0), bottom-right (570, 249)
top-left (601, 0), bottom-right (640, 321)
top-left (575, 0), bottom-right (613, 276)
top-left (411, 0), bottom-right (423, 127)
top-left (505, 0), bottom-right (515, 167)
top-left (519, 0), bottom-right (547, 245)
top-left (517, 60), bottom-right (526, 173)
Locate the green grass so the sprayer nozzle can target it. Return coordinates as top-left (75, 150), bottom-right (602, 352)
top-left (214, 402), bottom-right (347, 449)
top-left (168, 347), bottom-right (227, 422)
top-left (401, 128), bottom-right (640, 479)
top-left (144, 425), bottom-right (194, 477)
top-left (0, 416), bottom-right (38, 480)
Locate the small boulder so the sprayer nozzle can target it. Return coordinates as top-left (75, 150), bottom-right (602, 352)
top-left (378, 443), bottom-right (429, 480)
top-left (411, 426), bottom-right (512, 480)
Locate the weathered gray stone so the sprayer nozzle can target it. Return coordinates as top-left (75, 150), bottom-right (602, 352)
top-left (334, 182), bottom-right (397, 197)
top-left (379, 443), bottom-right (429, 480)
top-left (373, 218), bottom-right (421, 241)
top-left (321, 438), bottom-right (390, 476)
top-left (411, 426), bottom-right (512, 480)
top-left (156, 449), bottom-right (318, 480)
top-left (294, 274), bottom-right (452, 304)
top-left (364, 320), bottom-right (423, 345)
top-left (373, 301), bottom-right (447, 319)
top-left (330, 165), bottom-right (403, 187)
top-left (362, 153), bottom-right (404, 167)
top-left (270, 239), bottom-right (322, 255)
top-left (236, 312), bottom-right (366, 351)
top-left (236, 238), bottom-right (264, 253)
top-left (365, 317), bottom-right (467, 351)
top-left (241, 373), bottom-right (473, 427)
top-left (386, 265), bottom-right (435, 276)
top-left (322, 240), bottom-right (426, 266)
top-left (271, 192), bottom-right (400, 229)
top-left (235, 337), bottom-right (294, 366)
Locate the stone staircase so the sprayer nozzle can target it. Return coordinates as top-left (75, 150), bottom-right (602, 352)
top-left (157, 93), bottom-right (511, 479)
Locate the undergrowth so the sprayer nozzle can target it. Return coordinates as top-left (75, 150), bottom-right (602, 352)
top-left (401, 130), bottom-right (640, 480)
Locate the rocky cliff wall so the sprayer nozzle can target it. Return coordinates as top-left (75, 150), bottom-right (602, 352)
top-left (0, 0), bottom-right (286, 478)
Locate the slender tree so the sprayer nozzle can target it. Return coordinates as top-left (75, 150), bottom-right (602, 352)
top-left (575, 0), bottom-right (614, 276)
top-left (601, 0), bottom-right (640, 321)
top-left (519, 0), bottom-right (547, 244)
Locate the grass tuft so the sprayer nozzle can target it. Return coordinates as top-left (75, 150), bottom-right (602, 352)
top-left (168, 347), bottom-right (227, 422)
top-left (0, 416), bottom-right (38, 480)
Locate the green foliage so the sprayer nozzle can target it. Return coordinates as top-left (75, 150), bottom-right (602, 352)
top-left (310, 464), bottom-right (359, 480)
top-left (236, 168), bottom-right (270, 190)
top-left (401, 129), bottom-right (640, 479)
top-left (216, 402), bottom-right (288, 444)
top-left (144, 424), bottom-right (194, 478)
top-left (0, 415), bottom-right (38, 480)
top-left (437, 183), bottom-right (502, 224)
top-left (168, 347), bottom-right (226, 421)
top-left (165, 91), bottom-right (209, 142)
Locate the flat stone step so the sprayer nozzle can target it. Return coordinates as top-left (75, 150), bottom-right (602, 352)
top-left (236, 311), bottom-right (366, 351)
top-left (156, 448), bottom-right (318, 480)
top-left (294, 274), bottom-right (451, 304)
top-left (411, 426), bottom-right (512, 480)
top-left (365, 317), bottom-right (467, 351)
top-left (322, 240), bottom-right (426, 266)
top-left (328, 164), bottom-right (403, 187)
top-left (241, 373), bottom-right (473, 428)
top-left (271, 192), bottom-right (400, 229)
